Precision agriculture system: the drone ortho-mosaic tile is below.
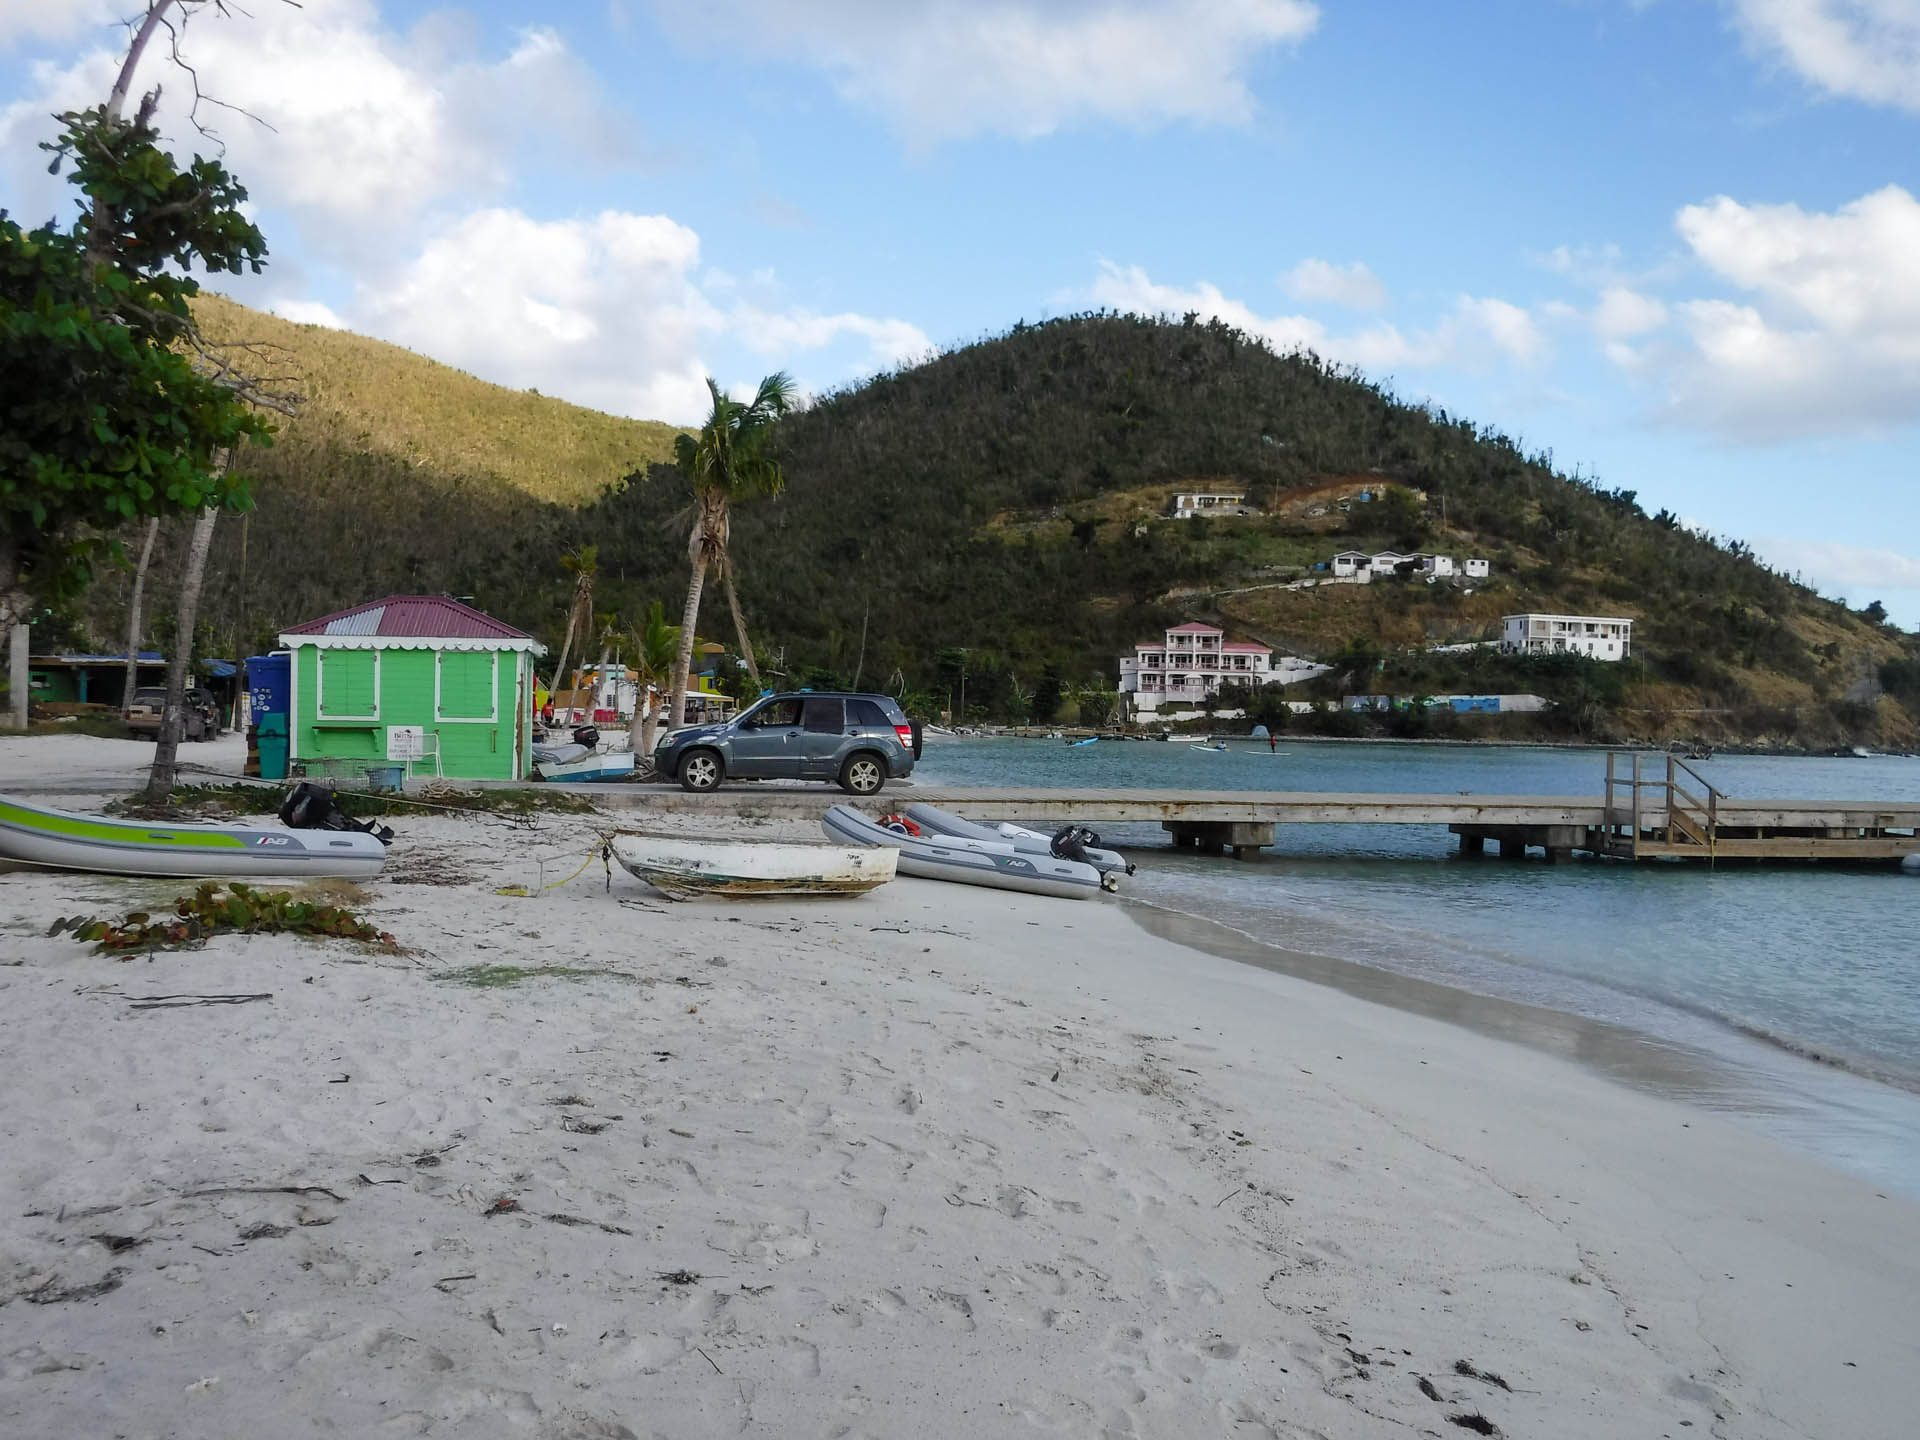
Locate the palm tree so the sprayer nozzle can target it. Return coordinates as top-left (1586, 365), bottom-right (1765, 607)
top-left (669, 373), bottom-right (795, 729)
top-left (547, 545), bottom-right (597, 721)
top-left (626, 600), bottom-right (680, 765)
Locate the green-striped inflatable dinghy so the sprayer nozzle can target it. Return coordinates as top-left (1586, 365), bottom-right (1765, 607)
top-left (0, 792), bottom-right (388, 880)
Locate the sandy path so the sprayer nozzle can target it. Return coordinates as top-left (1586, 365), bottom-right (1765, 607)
top-left (0, 761), bottom-right (1915, 1436)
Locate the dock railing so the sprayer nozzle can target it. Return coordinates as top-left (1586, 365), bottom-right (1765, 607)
top-left (1603, 752), bottom-right (1723, 858)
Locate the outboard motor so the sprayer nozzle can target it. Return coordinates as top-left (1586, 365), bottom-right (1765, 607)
top-left (1049, 824), bottom-right (1100, 866)
top-left (279, 781), bottom-right (395, 845)
top-left (571, 724), bottom-right (601, 750)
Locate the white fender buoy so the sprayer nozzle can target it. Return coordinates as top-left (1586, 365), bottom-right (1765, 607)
top-left (1903, 853), bottom-right (1920, 874)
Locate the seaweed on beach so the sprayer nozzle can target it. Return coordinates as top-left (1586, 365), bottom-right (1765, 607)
top-left (50, 882), bottom-right (397, 954)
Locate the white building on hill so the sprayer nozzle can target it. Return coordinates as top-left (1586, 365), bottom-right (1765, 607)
top-left (1170, 491), bottom-right (1251, 519)
top-left (1502, 613), bottom-right (1634, 660)
top-left (1120, 623), bottom-right (1328, 714)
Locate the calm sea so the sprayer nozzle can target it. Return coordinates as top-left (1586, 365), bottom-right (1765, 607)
top-left (912, 736), bottom-right (1920, 1193)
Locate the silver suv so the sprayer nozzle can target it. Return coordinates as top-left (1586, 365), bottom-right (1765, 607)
top-left (656, 692), bottom-right (920, 795)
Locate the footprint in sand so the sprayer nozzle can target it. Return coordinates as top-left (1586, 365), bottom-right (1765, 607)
top-left (778, 1337), bottom-right (821, 1378)
top-left (929, 1290), bottom-right (976, 1331)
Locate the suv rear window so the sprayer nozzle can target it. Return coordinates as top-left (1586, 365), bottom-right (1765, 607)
top-left (132, 689), bottom-right (166, 705)
top-left (848, 698), bottom-right (889, 727)
top-left (801, 698), bottom-right (844, 733)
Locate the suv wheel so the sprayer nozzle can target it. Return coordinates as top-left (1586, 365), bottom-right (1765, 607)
top-left (838, 752), bottom-right (886, 796)
top-left (678, 749), bottom-right (723, 793)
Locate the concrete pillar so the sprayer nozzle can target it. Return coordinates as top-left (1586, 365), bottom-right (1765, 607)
top-left (1546, 846), bottom-right (1573, 864)
top-left (1458, 831), bottom-right (1486, 856)
top-left (1497, 836), bottom-right (1528, 859)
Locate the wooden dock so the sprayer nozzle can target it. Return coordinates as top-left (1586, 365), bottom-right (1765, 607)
top-left (580, 753), bottom-right (1919, 865)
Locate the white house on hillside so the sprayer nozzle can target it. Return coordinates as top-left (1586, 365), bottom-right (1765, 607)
top-left (1502, 613), bottom-right (1634, 661)
top-left (1330, 549), bottom-right (1491, 581)
top-left (1170, 491), bottom-right (1251, 519)
top-left (1119, 623), bottom-right (1328, 714)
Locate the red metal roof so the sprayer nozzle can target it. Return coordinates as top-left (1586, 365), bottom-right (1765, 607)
top-left (282, 595), bottom-right (532, 641)
top-left (1166, 622), bottom-right (1223, 634)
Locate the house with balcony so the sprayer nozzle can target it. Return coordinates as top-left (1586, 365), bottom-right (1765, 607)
top-left (1501, 613), bottom-right (1633, 661)
top-left (1119, 622), bottom-right (1327, 715)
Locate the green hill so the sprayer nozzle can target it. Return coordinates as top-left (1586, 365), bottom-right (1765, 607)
top-left (57, 304), bottom-right (1917, 750)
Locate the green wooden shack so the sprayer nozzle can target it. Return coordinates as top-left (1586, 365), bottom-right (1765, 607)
top-left (279, 596), bottom-right (545, 782)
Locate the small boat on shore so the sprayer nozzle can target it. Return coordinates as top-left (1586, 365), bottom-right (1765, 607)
top-left (903, 803), bottom-right (1135, 876)
top-left (823, 805), bottom-right (1110, 899)
top-left (609, 832), bottom-right (896, 899)
top-left (533, 741), bottom-right (637, 783)
top-left (0, 791), bottom-right (388, 880)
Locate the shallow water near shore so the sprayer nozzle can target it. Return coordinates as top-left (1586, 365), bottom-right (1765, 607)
top-left (915, 735), bottom-right (1920, 1193)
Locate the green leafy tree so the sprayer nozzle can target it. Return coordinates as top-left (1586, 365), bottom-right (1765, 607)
top-left (669, 373), bottom-right (794, 728)
top-left (2, 8), bottom-right (287, 732)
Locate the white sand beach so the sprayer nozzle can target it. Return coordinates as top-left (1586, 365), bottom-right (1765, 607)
top-left (2, 740), bottom-right (1917, 1438)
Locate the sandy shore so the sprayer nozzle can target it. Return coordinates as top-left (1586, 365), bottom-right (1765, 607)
top-left (2, 743), bottom-right (1917, 1437)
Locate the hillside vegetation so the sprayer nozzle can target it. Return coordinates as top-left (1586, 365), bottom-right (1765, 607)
top-left (55, 304), bottom-right (1918, 750)
top-left (193, 295), bottom-right (683, 506)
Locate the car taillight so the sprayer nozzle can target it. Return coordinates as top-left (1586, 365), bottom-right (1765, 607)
top-left (894, 724), bottom-right (913, 747)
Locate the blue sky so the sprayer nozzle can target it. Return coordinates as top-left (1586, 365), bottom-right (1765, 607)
top-left (4, 0), bottom-right (1917, 625)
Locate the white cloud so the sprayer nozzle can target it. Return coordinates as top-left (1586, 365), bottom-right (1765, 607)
top-left (1088, 261), bottom-right (1545, 373)
top-left (0, 1), bottom-right (119, 49)
top-left (1279, 258), bottom-right (1387, 309)
top-left (0, 3), bottom-right (633, 251)
top-left (1, 4), bottom-right (923, 424)
top-left (730, 304), bottom-right (932, 371)
top-left (1755, 535), bottom-right (1920, 596)
top-left (1592, 286), bottom-right (1669, 340)
top-left (347, 207), bottom-right (925, 424)
top-left (1652, 185), bottom-right (1920, 436)
top-left (648, 0), bottom-right (1319, 143)
top-left (363, 208), bottom-right (723, 424)
top-left (270, 299), bottom-right (346, 329)
top-left (1732, 0), bottom-right (1920, 111)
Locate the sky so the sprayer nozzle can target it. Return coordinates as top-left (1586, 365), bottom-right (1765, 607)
top-left (3, 0), bottom-right (1918, 627)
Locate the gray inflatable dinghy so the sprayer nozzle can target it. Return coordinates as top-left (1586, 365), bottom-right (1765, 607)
top-left (823, 805), bottom-right (1110, 899)
top-left (902, 803), bottom-right (1135, 876)
top-left (0, 791), bottom-right (389, 879)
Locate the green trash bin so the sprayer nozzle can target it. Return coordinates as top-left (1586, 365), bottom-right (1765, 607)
top-left (256, 711), bottom-right (289, 780)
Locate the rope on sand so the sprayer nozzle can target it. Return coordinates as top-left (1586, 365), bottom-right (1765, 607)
top-left (495, 842), bottom-right (612, 898)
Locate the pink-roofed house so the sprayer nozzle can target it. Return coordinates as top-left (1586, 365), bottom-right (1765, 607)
top-left (1119, 623), bottom-right (1277, 714)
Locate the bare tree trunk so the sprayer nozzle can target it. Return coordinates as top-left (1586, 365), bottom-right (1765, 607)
top-left (548, 609), bottom-right (579, 725)
top-left (106, 3), bottom-right (174, 122)
top-left (121, 516), bottom-right (160, 717)
top-left (1, 530), bottom-right (29, 730)
top-left (670, 553), bottom-right (709, 730)
top-left (850, 594), bottom-right (870, 692)
top-left (723, 567), bottom-right (761, 691)
top-left (142, 503), bottom-right (218, 805)
top-left (6, 623), bottom-right (26, 732)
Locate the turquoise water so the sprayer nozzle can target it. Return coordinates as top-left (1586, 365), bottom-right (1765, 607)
top-left (914, 736), bottom-right (1920, 1191)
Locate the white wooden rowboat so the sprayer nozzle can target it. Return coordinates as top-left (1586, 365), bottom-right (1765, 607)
top-left (608, 832), bottom-right (897, 900)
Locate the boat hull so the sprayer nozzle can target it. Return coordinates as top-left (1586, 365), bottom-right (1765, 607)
top-left (823, 805), bottom-right (1106, 900)
top-left (0, 793), bottom-right (388, 880)
top-left (609, 833), bottom-right (896, 900)
top-left (536, 752), bottom-right (637, 783)
top-left (902, 803), bottom-right (1132, 875)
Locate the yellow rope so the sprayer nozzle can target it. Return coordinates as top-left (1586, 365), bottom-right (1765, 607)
top-left (495, 843), bottom-right (607, 898)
